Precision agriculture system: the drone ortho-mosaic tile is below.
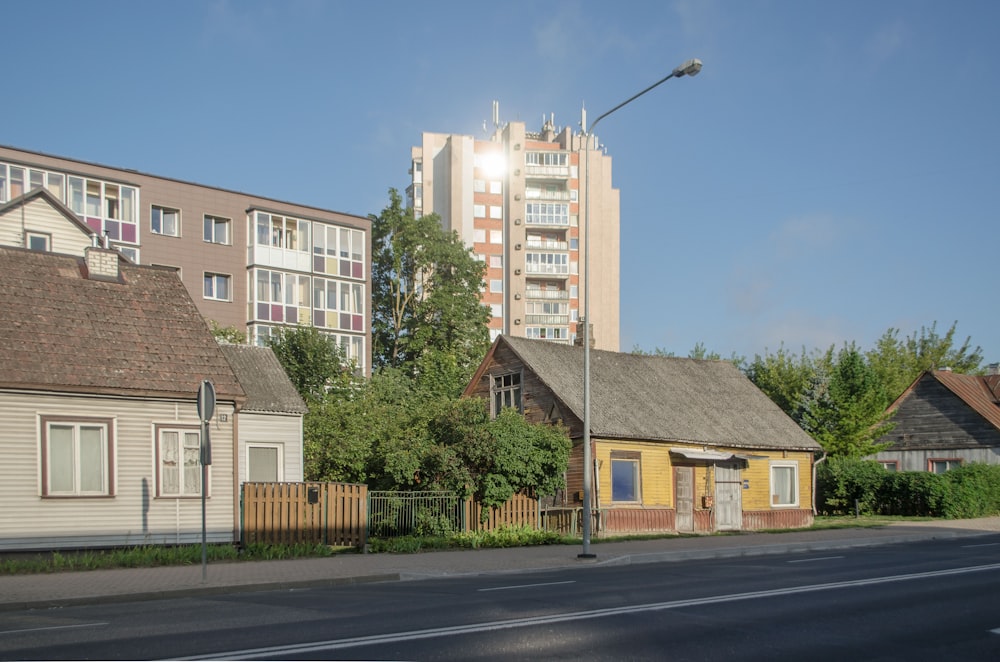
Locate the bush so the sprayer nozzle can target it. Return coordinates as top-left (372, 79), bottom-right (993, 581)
top-left (877, 471), bottom-right (948, 516)
top-left (817, 457), bottom-right (887, 515)
top-left (943, 464), bottom-right (1000, 519)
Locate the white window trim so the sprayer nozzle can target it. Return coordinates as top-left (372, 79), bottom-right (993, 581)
top-left (40, 416), bottom-right (115, 497)
top-left (204, 272), bottom-right (232, 301)
top-left (204, 214), bottom-right (232, 245)
top-left (156, 425), bottom-right (207, 498)
top-left (247, 443), bottom-right (284, 483)
top-left (151, 205), bottom-right (181, 237)
top-left (769, 461), bottom-right (799, 508)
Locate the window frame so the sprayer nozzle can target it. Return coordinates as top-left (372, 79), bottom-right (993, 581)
top-left (155, 424), bottom-right (206, 498)
top-left (769, 461), bottom-right (799, 507)
top-left (490, 370), bottom-right (522, 416)
top-left (151, 205), bottom-right (181, 237)
top-left (928, 458), bottom-right (962, 474)
top-left (26, 231), bottom-right (51, 252)
top-left (39, 415), bottom-right (115, 498)
top-left (610, 450), bottom-right (641, 503)
top-left (203, 214), bottom-right (231, 245)
top-left (247, 443), bottom-right (284, 483)
top-left (203, 272), bottom-right (232, 301)
top-left (878, 460), bottom-right (900, 472)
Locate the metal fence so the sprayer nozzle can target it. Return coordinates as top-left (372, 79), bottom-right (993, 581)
top-left (368, 491), bottom-right (466, 537)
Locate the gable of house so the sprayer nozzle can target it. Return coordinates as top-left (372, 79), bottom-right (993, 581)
top-left (0, 187), bottom-right (95, 255)
top-left (878, 371), bottom-right (1000, 452)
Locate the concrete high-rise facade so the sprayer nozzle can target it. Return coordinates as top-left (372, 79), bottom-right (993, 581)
top-left (408, 109), bottom-right (620, 351)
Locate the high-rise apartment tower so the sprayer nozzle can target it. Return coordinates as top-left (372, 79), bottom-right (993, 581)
top-left (408, 106), bottom-right (620, 351)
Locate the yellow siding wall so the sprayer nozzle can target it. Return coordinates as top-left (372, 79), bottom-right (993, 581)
top-left (595, 440), bottom-right (814, 511)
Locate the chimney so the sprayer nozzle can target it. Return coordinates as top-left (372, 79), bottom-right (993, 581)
top-left (574, 319), bottom-right (595, 348)
top-left (85, 245), bottom-right (120, 281)
top-left (987, 363), bottom-right (1000, 376)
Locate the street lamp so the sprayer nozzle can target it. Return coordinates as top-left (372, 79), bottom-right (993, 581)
top-left (579, 58), bottom-right (702, 559)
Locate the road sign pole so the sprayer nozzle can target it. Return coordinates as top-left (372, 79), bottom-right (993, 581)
top-left (197, 380), bottom-right (216, 583)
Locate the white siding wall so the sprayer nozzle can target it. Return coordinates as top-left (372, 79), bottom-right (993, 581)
top-left (237, 412), bottom-right (304, 484)
top-left (0, 391), bottom-right (237, 550)
top-left (0, 198), bottom-right (92, 255)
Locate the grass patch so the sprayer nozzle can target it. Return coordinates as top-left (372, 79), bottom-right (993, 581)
top-left (0, 542), bottom-right (345, 576)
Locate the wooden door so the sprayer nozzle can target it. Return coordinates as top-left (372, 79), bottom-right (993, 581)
top-left (715, 461), bottom-right (742, 531)
top-left (674, 466), bottom-right (694, 532)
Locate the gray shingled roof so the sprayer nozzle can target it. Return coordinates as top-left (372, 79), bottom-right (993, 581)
top-left (219, 344), bottom-right (308, 415)
top-left (501, 336), bottom-right (821, 451)
top-left (0, 246), bottom-right (244, 401)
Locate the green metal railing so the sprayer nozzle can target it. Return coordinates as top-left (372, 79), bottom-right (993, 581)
top-left (367, 491), bottom-right (466, 538)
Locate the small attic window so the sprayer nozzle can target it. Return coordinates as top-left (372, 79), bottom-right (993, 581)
top-left (26, 231), bottom-right (51, 252)
top-left (491, 371), bottom-right (522, 417)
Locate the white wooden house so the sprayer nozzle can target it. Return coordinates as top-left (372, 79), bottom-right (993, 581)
top-left (0, 245), bottom-right (246, 550)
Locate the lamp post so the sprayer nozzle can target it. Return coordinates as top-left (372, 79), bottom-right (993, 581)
top-left (579, 58), bottom-right (702, 558)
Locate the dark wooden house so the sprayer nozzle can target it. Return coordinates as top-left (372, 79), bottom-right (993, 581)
top-left (464, 336), bottom-right (823, 534)
top-left (871, 369), bottom-right (1000, 472)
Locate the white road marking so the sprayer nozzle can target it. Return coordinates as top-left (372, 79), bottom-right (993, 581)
top-left (171, 562), bottom-right (1000, 661)
top-left (990, 627), bottom-right (1000, 636)
top-left (478, 580), bottom-right (576, 592)
top-left (0, 622), bottom-right (108, 636)
top-left (962, 542), bottom-right (1000, 549)
top-left (787, 556), bottom-right (845, 563)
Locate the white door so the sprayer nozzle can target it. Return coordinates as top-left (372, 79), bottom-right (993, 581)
top-left (715, 461), bottom-right (742, 531)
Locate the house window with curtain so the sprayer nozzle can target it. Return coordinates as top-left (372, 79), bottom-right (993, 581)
top-left (491, 371), bottom-right (522, 416)
top-left (770, 461), bottom-right (799, 507)
top-left (157, 426), bottom-right (203, 497)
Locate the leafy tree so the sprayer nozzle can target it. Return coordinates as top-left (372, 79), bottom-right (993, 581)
top-left (743, 344), bottom-right (816, 423)
top-left (866, 321), bottom-right (983, 401)
top-left (208, 320), bottom-right (246, 344)
top-left (425, 399), bottom-right (572, 511)
top-left (371, 189), bottom-right (491, 382)
top-left (267, 326), bottom-right (359, 402)
top-left (800, 343), bottom-right (894, 457)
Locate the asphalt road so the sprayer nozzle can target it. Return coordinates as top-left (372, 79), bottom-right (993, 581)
top-left (2, 535), bottom-right (1000, 661)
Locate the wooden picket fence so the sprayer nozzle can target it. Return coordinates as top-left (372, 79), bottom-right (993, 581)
top-left (241, 482), bottom-right (540, 548)
top-left (242, 481), bottom-right (367, 547)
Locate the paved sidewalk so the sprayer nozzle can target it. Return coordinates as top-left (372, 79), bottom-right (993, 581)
top-left (2, 517), bottom-right (998, 611)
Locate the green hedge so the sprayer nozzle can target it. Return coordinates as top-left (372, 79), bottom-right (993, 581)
top-left (817, 458), bottom-right (1000, 518)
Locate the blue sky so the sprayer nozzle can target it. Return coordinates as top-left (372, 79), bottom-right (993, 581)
top-left (5, 0), bottom-right (998, 364)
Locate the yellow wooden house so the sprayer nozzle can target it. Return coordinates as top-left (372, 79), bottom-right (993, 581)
top-left (464, 336), bottom-right (823, 534)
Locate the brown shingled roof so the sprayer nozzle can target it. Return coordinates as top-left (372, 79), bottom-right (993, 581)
top-left (219, 344), bottom-right (307, 414)
top-left (0, 246), bottom-right (244, 401)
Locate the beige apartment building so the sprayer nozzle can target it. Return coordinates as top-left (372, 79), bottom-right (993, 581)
top-left (408, 108), bottom-right (620, 351)
top-left (0, 145), bottom-right (371, 374)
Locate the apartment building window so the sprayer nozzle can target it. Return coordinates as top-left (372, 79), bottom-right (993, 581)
top-left (525, 252), bottom-right (569, 275)
top-left (473, 229), bottom-right (486, 243)
top-left (525, 152), bottom-right (567, 167)
top-left (611, 451), bottom-right (641, 503)
top-left (474, 204), bottom-right (486, 218)
top-left (312, 223), bottom-right (365, 279)
top-left (525, 326), bottom-right (568, 340)
top-left (490, 279), bottom-right (503, 293)
top-left (254, 269), bottom-right (308, 323)
top-left (490, 181), bottom-right (502, 194)
top-left (491, 303), bottom-right (503, 319)
top-left (255, 212), bottom-right (310, 252)
top-left (490, 230), bottom-right (503, 244)
top-left (26, 231), bottom-right (51, 252)
top-left (525, 202), bottom-right (569, 226)
top-left (204, 272), bottom-right (231, 301)
top-left (491, 372), bottom-right (522, 416)
top-left (40, 416), bottom-right (114, 497)
top-left (474, 179), bottom-right (486, 193)
top-left (489, 255), bottom-right (503, 268)
top-left (770, 462), bottom-right (799, 507)
top-left (490, 205), bottom-right (503, 219)
top-left (151, 205), bottom-right (180, 237)
top-left (157, 426), bottom-right (202, 497)
top-left (204, 215), bottom-right (230, 244)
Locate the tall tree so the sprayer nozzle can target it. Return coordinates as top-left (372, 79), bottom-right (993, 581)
top-left (371, 189), bottom-right (491, 388)
top-left (743, 344), bottom-right (816, 423)
top-left (800, 343), bottom-right (894, 457)
top-left (866, 321), bottom-right (984, 400)
top-left (267, 325), bottom-right (359, 402)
